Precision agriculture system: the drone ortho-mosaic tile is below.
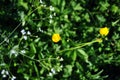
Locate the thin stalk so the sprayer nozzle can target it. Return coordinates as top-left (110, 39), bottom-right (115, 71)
top-left (58, 39), bottom-right (100, 53)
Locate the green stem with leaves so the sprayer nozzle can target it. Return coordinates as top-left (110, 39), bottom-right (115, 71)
top-left (58, 38), bottom-right (102, 53)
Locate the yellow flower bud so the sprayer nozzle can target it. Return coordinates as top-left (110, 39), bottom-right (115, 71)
top-left (99, 27), bottom-right (109, 36)
top-left (52, 33), bottom-right (61, 43)
top-left (96, 38), bottom-right (103, 43)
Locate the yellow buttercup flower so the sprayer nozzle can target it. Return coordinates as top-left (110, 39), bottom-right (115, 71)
top-left (99, 27), bottom-right (109, 36)
top-left (52, 33), bottom-right (61, 43)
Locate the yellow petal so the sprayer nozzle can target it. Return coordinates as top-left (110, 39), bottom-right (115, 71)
top-left (99, 27), bottom-right (109, 36)
top-left (52, 33), bottom-right (61, 43)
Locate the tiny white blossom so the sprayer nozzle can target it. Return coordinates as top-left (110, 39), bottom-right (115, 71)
top-left (15, 54), bottom-right (18, 57)
top-left (50, 6), bottom-right (54, 11)
top-left (6, 71), bottom-right (9, 75)
top-left (23, 36), bottom-right (27, 40)
top-left (39, 0), bottom-right (43, 3)
top-left (1, 70), bottom-right (9, 78)
top-left (57, 65), bottom-right (63, 72)
top-left (49, 19), bottom-right (53, 24)
top-left (11, 50), bottom-right (16, 54)
top-left (51, 68), bottom-right (56, 74)
top-left (41, 4), bottom-right (46, 7)
top-left (10, 49), bottom-right (18, 57)
top-left (53, 13), bottom-right (56, 16)
top-left (39, 28), bottom-right (44, 33)
top-left (1, 69), bottom-right (5, 74)
top-left (48, 72), bottom-right (53, 76)
top-left (2, 74), bottom-right (7, 78)
top-left (50, 15), bottom-right (53, 19)
top-left (4, 38), bottom-right (9, 43)
top-left (11, 76), bottom-right (16, 80)
top-left (0, 63), bottom-right (6, 66)
top-left (21, 29), bottom-right (26, 35)
top-left (21, 50), bottom-right (26, 54)
top-left (60, 57), bottom-right (64, 61)
top-left (60, 65), bottom-right (63, 68)
top-left (27, 31), bottom-right (31, 35)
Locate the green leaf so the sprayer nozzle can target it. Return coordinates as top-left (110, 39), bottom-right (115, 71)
top-left (88, 70), bottom-right (105, 79)
top-left (63, 65), bottom-right (73, 78)
top-left (33, 62), bottom-right (39, 77)
top-left (34, 38), bottom-right (40, 43)
top-left (76, 62), bottom-right (83, 72)
top-left (77, 49), bottom-right (89, 63)
top-left (99, 1), bottom-right (110, 11)
top-left (51, 0), bottom-right (60, 6)
top-left (18, 0), bottom-right (28, 10)
top-left (30, 43), bottom-right (36, 54)
top-left (84, 13), bottom-right (90, 22)
top-left (96, 15), bottom-right (106, 23)
top-left (71, 51), bottom-right (77, 61)
top-left (112, 19), bottom-right (119, 26)
top-left (74, 4), bottom-right (83, 10)
top-left (61, 0), bottom-right (66, 12)
top-left (24, 74), bottom-right (30, 80)
top-left (111, 5), bottom-right (119, 13)
top-left (78, 49), bottom-right (88, 59)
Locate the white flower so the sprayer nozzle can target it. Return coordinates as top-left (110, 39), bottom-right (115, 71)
top-left (39, 0), bottom-right (43, 3)
top-left (50, 6), bottom-right (54, 11)
top-left (27, 31), bottom-right (31, 35)
top-left (51, 68), bottom-right (56, 74)
top-left (4, 38), bottom-right (9, 43)
top-left (39, 28), bottom-right (44, 33)
top-left (48, 72), bottom-right (53, 76)
top-left (21, 50), bottom-right (26, 54)
top-left (11, 50), bottom-right (16, 54)
top-left (11, 76), bottom-right (16, 80)
top-left (10, 50), bottom-right (18, 57)
top-left (1, 69), bottom-right (5, 75)
top-left (50, 15), bottom-right (53, 19)
top-left (60, 57), bottom-right (64, 61)
top-left (1, 69), bottom-right (9, 78)
top-left (49, 19), bottom-right (53, 24)
top-left (0, 63), bottom-right (6, 66)
top-left (9, 45), bottom-right (19, 58)
top-left (3, 74), bottom-right (7, 78)
top-left (60, 65), bottom-right (63, 68)
top-left (21, 29), bottom-right (26, 35)
top-left (53, 13), bottom-right (56, 16)
top-left (41, 4), bottom-right (46, 7)
top-left (6, 71), bottom-right (9, 75)
top-left (23, 35), bottom-right (27, 40)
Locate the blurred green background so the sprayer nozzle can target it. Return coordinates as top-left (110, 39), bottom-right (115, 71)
top-left (0, 0), bottom-right (120, 80)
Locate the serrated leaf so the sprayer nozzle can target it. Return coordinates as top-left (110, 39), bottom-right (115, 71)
top-left (111, 5), bottom-right (118, 13)
top-left (99, 1), bottom-right (110, 11)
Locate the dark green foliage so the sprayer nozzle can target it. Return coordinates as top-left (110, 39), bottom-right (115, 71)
top-left (0, 0), bottom-right (120, 80)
